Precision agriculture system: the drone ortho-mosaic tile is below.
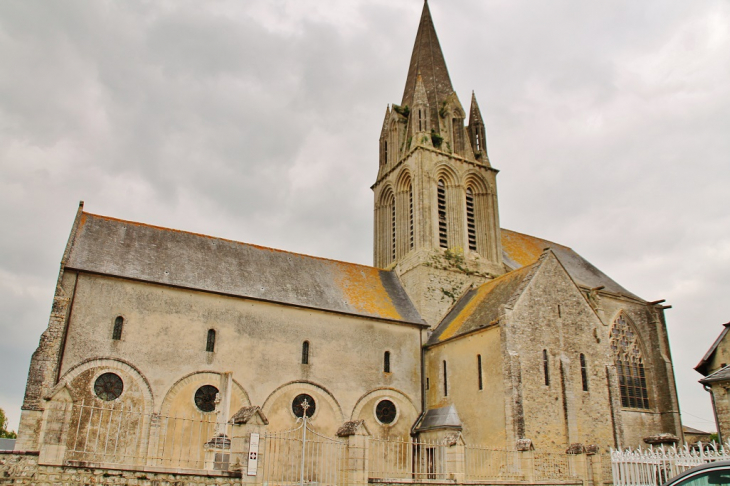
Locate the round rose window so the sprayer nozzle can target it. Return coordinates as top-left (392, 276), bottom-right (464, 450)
top-left (376, 399), bottom-right (397, 424)
top-left (195, 385), bottom-right (219, 412)
top-left (292, 394), bottom-right (316, 418)
top-left (94, 373), bottom-right (124, 401)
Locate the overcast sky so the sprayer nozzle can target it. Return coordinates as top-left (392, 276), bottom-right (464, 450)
top-left (1, 0), bottom-right (729, 435)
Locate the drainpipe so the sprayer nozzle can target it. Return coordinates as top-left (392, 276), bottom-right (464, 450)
top-left (704, 384), bottom-right (722, 444)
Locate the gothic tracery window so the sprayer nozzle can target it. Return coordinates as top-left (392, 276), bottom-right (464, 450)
top-left (611, 313), bottom-right (650, 409)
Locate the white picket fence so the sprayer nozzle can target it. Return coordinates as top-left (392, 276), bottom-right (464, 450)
top-left (611, 442), bottom-right (730, 486)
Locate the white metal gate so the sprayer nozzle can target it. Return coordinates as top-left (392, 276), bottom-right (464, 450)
top-left (257, 407), bottom-right (346, 486)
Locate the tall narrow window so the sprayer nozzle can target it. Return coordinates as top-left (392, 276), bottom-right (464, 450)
top-left (383, 141), bottom-right (388, 165)
top-left (418, 109), bottom-right (423, 131)
top-left (302, 341), bottom-right (310, 365)
top-left (580, 354), bottom-right (589, 392)
top-left (409, 185), bottom-right (414, 250)
top-left (112, 316), bottom-right (124, 340)
top-left (443, 360), bottom-right (448, 396)
top-left (466, 188), bottom-right (477, 251)
top-left (611, 314), bottom-right (649, 408)
top-left (477, 354), bottom-right (483, 390)
top-left (384, 351), bottom-right (391, 373)
top-left (391, 202), bottom-right (397, 261)
top-left (206, 329), bottom-right (216, 352)
top-left (543, 350), bottom-right (550, 386)
top-left (437, 179), bottom-right (447, 248)
top-left (475, 132), bottom-right (481, 152)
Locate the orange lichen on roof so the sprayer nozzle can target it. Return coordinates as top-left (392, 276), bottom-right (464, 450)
top-left (501, 230), bottom-right (571, 268)
top-left (437, 267), bottom-right (529, 342)
top-left (333, 262), bottom-right (403, 321)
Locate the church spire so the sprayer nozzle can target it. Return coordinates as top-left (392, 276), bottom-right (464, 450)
top-left (401, 1), bottom-right (454, 112)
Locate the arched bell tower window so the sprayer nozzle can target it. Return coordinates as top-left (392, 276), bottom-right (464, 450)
top-left (611, 313), bottom-right (650, 409)
top-left (466, 188), bottom-right (477, 251)
top-left (408, 184), bottom-right (414, 250)
top-left (437, 179), bottom-right (448, 248)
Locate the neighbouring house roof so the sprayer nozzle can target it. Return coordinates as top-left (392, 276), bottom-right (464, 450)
top-left (700, 364), bottom-right (730, 385)
top-left (695, 323), bottom-right (730, 376)
top-left (683, 425), bottom-right (711, 436)
top-left (427, 262), bottom-right (538, 346)
top-left (65, 212), bottom-right (426, 326)
top-left (501, 229), bottom-right (642, 300)
top-left (0, 439), bottom-right (15, 451)
top-left (414, 405), bottom-right (463, 432)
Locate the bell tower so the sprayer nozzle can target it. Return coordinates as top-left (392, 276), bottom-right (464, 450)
top-left (373, 1), bottom-right (504, 326)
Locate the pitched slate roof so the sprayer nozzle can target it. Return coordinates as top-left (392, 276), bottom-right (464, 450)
top-left (401, 1), bottom-right (454, 111)
top-left (700, 364), bottom-right (730, 385)
top-left (65, 212), bottom-right (425, 326)
top-left (501, 229), bottom-right (641, 300)
top-left (414, 405), bottom-right (463, 432)
top-left (427, 262), bottom-right (538, 345)
top-left (695, 323), bottom-right (730, 376)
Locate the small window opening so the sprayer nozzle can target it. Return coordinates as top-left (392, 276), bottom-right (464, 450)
top-left (426, 377), bottom-right (430, 390)
top-left (558, 305), bottom-right (562, 318)
top-left (466, 188), bottom-right (476, 251)
top-left (475, 132), bottom-right (481, 152)
top-left (384, 351), bottom-right (391, 373)
top-left (437, 180), bottom-right (447, 248)
top-left (302, 341), bottom-right (310, 365)
top-left (418, 109), bottom-right (423, 131)
top-left (443, 360), bottom-right (448, 397)
top-left (580, 353), bottom-right (589, 391)
top-left (477, 354), bottom-right (483, 390)
top-left (112, 316), bottom-right (124, 340)
top-left (206, 329), bottom-right (216, 353)
top-left (383, 141), bottom-right (388, 165)
top-left (543, 349), bottom-right (550, 386)
top-left (409, 185), bottom-right (414, 250)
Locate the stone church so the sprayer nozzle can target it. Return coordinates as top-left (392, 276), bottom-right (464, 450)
top-left (16, 1), bottom-right (682, 458)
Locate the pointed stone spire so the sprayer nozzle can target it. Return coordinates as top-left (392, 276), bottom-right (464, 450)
top-left (401, 1), bottom-right (455, 112)
top-left (468, 91), bottom-right (488, 162)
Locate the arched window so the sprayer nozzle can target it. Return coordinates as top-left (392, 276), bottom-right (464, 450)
top-left (383, 141), bottom-right (388, 165)
top-left (611, 314), bottom-right (649, 408)
top-left (437, 179), bottom-right (447, 248)
top-left (443, 360), bottom-right (448, 397)
top-left (543, 350), bottom-right (550, 386)
top-left (302, 341), bottom-right (310, 365)
top-left (384, 351), bottom-right (391, 373)
top-left (418, 109), bottom-right (424, 132)
top-left (112, 316), bottom-right (124, 340)
top-left (477, 354), bottom-right (483, 390)
top-left (409, 184), bottom-right (414, 250)
top-left (206, 329), bottom-right (216, 352)
top-left (580, 353), bottom-right (589, 391)
top-left (466, 188), bottom-right (477, 251)
top-left (391, 201), bottom-right (396, 261)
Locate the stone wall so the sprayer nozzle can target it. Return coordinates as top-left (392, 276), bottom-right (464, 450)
top-left (0, 452), bottom-right (241, 486)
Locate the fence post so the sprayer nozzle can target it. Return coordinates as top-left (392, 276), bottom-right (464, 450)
top-left (517, 438), bottom-right (535, 482)
top-left (229, 406), bottom-right (269, 483)
top-left (444, 434), bottom-right (466, 482)
top-left (336, 420), bottom-right (370, 486)
top-left (37, 388), bottom-right (73, 466)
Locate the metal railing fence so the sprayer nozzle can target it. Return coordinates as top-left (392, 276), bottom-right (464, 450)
top-left (611, 442), bottom-right (730, 486)
top-left (65, 399), bottom-right (235, 471)
top-left (369, 436), bottom-right (448, 480)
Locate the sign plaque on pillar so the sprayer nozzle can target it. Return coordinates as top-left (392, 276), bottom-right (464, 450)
top-left (247, 432), bottom-right (260, 476)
